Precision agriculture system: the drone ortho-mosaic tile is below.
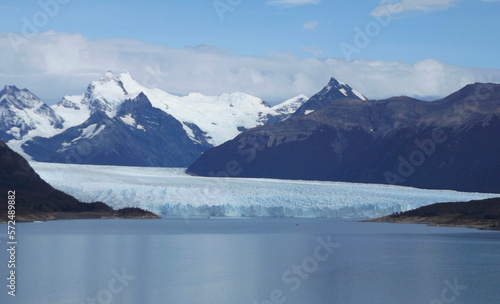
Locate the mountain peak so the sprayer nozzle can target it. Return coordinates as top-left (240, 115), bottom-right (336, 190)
top-left (100, 70), bottom-right (135, 86)
top-left (327, 77), bottom-right (342, 87)
top-left (0, 86), bottom-right (64, 142)
top-left (291, 77), bottom-right (367, 117)
top-left (2, 85), bottom-right (21, 94)
top-left (103, 70), bottom-right (122, 79)
top-left (1, 85), bottom-right (36, 98)
top-left (321, 77), bottom-right (367, 101)
top-left (93, 71), bottom-right (129, 94)
top-left (0, 85), bottom-right (44, 109)
top-left (80, 71), bottom-right (145, 113)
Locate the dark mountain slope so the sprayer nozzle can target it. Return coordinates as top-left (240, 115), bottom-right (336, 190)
top-left (0, 139), bottom-right (158, 222)
top-left (188, 83), bottom-right (500, 193)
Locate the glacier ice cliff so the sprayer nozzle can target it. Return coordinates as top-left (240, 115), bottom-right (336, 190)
top-left (31, 162), bottom-right (499, 219)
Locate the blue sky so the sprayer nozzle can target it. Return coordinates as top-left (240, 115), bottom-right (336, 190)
top-left (1, 0), bottom-right (500, 103)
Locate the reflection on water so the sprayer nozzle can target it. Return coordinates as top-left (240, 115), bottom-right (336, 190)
top-left (1, 218), bottom-right (499, 304)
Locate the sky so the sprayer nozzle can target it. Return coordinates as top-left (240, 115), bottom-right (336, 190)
top-left (1, 0), bottom-right (500, 104)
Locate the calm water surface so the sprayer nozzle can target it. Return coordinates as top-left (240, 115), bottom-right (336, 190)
top-left (1, 218), bottom-right (499, 304)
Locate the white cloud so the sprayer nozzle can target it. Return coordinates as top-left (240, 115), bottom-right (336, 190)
top-left (0, 32), bottom-right (499, 105)
top-left (371, 0), bottom-right (458, 17)
top-left (303, 21), bottom-right (319, 30)
top-left (266, 0), bottom-right (320, 8)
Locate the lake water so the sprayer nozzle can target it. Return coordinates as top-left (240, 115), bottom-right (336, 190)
top-left (1, 218), bottom-right (499, 304)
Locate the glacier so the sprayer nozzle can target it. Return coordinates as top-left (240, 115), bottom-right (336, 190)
top-left (31, 162), bottom-right (499, 219)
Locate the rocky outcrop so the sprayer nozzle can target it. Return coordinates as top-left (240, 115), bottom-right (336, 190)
top-left (366, 197), bottom-right (500, 230)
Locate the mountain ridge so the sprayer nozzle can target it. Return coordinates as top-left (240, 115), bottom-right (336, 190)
top-left (0, 85), bottom-right (64, 141)
top-left (187, 82), bottom-right (500, 193)
top-left (23, 93), bottom-right (211, 167)
top-left (0, 71), bottom-right (310, 166)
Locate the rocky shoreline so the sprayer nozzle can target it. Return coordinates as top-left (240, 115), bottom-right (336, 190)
top-left (365, 197), bottom-right (500, 231)
top-left (10, 207), bottom-right (160, 223)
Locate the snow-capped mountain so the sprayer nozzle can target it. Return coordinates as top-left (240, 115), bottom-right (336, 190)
top-left (52, 71), bottom-right (285, 146)
top-left (0, 85), bottom-right (64, 142)
top-left (291, 77), bottom-right (367, 117)
top-left (2, 71), bottom-right (314, 166)
top-left (52, 71), bottom-right (143, 130)
top-left (143, 90), bottom-right (278, 146)
top-left (25, 93), bottom-right (211, 167)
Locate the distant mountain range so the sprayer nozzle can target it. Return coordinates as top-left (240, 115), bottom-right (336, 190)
top-left (187, 81), bottom-right (500, 194)
top-left (0, 71), bottom-right (308, 166)
top-left (2, 71), bottom-right (499, 193)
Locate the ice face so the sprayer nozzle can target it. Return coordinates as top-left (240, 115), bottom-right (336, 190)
top-left (31, 162), bottom-right (499, 219)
